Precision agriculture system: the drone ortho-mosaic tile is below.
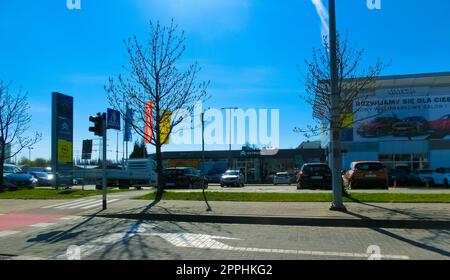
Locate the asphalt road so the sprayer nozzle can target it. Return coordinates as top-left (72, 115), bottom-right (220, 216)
top-left (0, 194), bottom-right (449, 260)
top-left (1, 214), bottom-right (449, 260)
top-left (68, 184), bottom-right (450, 193)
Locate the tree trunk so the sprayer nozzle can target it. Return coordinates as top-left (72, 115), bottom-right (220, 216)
top-left (155, 143), bottom-right (164, 200)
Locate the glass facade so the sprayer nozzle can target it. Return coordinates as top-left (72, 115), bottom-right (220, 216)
top-left (379, 153), bottom-right (430, 172)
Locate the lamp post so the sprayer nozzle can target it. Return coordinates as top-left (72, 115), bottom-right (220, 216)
top-left (328, 0), bottom-right (346, 212)
top-left (221, 107), bottom-right (238, 169)
top-left (28, 147), bottom-right (34, 162)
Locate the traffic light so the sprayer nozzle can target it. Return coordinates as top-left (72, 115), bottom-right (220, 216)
top-left (89, 113), bottom-right (104, 136)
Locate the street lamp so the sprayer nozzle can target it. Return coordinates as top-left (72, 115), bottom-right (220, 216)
top-left (328, 0), bottom-right (346, 212)
top-left (28, 147), bottom-right (34, 162)
top-left (221, 107), bottom-right (238, 169)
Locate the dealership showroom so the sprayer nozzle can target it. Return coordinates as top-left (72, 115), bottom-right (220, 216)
top-left (326, 72), bottom-right (450, 172)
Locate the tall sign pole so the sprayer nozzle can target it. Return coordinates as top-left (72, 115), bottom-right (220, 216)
top-left (51, 92), bottom-right (74, 189)
top-left (102, 113), bottom-right (107, 210)
top-left (329, 0), bottom-right (346, 211)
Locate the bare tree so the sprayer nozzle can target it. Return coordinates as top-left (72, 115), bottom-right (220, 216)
top-left (296, 32), bottom-right (389, 138)
top-left (106, 20), bottom-right (209, 197)
top-left (0, 81), bottom-right (42, 185)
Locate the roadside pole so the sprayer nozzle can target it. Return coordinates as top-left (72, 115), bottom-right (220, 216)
top-left (102, 113), bottom-right (107, 210)
top-left (201, 113), bottom-right (212, 212)
top-left (329, 0), bottom-right (346, 212)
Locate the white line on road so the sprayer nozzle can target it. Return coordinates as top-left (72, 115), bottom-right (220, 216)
top-left (143, 232), bottom-right (410, 260)
top-left (30, 223), bottom-right (57, 228)
top-left (0, 231), bottom-right (20, 238)
top-left (42, 199), bottom-right (91, 209)
top-left (54, 199), bottom-right (98, 209)
top-left (80, 199), bottom-right (120, 209)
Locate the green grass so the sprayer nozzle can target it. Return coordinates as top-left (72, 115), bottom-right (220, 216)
top-left (135, 191), bottom-right (450, 203)
top-left (0, 188), bottom-right (133, 200)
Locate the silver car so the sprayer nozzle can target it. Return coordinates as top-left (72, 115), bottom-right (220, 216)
top-left (220, 170), bottom-right (245, 188)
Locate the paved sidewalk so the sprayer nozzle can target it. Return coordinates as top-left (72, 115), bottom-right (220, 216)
top-left (92, 200), bottom-right (450, 229)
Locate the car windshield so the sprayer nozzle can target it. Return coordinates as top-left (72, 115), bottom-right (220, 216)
top-left (304, 165), bottom-right (330, 173)
top-left (224, 171), bottom-right (239, 176)
top-left (33, 172), bottom-right (48, 178)
top-left (355, 163), bottom-right (385, 171)
top-left (163, 169), bottom-right (188, 175)
top-left (4, 166), bottom-right (23, 174)
top-left (404, 117), bottom-right (423, 122)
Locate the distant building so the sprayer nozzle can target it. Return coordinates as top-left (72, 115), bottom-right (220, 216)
top-left (150, 143), bottom-right (325, 183)
top-left (320, 72), bottom-right (450, 172)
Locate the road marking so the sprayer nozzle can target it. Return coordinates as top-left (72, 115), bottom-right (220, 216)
top-left (59, 216), bottom-right (80, 221)
top-left (42, 199), bottom-right (91, 209)
top-left (51, 223), bottom-right (149, 260)
top-left (80, 199), bottom-right (120, 209)
top-left (143, 232), bottom-right (410, 260)
top-left (55, 199), bottom-right (98, 209)
top-left (0, 231), bottom-right (20, 238)
top-left (30, 223), bottom-right (57, 228)
top-left (44, 199), bottom-right (120, 210)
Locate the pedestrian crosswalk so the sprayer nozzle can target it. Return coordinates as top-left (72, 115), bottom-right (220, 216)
top-left (43, 199), bottom-right (120, 210)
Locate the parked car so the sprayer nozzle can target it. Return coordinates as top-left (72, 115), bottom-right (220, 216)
top-left (297, 163), bottom-right (332, 190)
top-left (431, 168), bottom-right (450, 187)
top-left (388, 169), bottom-right (422, 187)
top-left (220, 170), bottom-right (245, 188)
top-left (342, 162), bottom-right (389, 190)
top-left (356, 116), bottom-right (399, 137)
top-left (428, 114), bottom-right (450, 133)
top-left (30, 171), bottom-right (54, 186)
top-left (162, 167), bottom-right (208, 189)
top-left (2, 164), bottom-right (37, 190)
top-left (392, 116), bottom-right (429, 137)
top-left (415, 169), bottom-right (434, 185)
top-left (205, 167), bottom-right (227, 183)
top-left (273, 172), bottom-right (291, 185)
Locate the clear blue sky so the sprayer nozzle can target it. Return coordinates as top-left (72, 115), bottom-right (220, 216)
top-left (1, 0), bottom-right (450, 161)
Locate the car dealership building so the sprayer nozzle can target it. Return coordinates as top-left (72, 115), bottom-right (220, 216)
top-left (151, 142), bottom-right (325, 183)
top-left (322, 72), bottom-right (450, 172)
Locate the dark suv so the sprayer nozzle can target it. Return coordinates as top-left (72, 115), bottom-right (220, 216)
top-left (297, 163), bottom-right (332, 190)
top-left (162, 167), bottom-right (208, 189)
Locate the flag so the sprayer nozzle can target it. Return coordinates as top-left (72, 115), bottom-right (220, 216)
top-left (145, 102), bottom-right (154, 144)
top-left (160, 111), bottom-right (172, 145)
top-left (124, 108), bottom-right (133, 142)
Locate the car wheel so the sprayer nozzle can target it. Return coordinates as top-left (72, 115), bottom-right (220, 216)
top-left (445, 179), bottom-right (449, 187)
top-left (220, 184), bottom-right (224, 188)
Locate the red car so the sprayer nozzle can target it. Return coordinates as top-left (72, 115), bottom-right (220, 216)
top-left (357, 116), bottom-right (399, 137)
top-left (428, 114), bottom-right (450, 132)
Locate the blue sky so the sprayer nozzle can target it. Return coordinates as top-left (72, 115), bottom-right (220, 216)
top-left (1, 0), bottom-right (450, 161)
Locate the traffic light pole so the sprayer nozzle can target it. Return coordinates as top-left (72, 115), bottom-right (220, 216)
top-left (102, 114), bottom-right (107, 210)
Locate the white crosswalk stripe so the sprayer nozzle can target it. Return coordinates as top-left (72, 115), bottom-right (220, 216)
top-left (0, 231), bottom-right (20, 238)
top-left (43, 199), bottom-right (120, 210)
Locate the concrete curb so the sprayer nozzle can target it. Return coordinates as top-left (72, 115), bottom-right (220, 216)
top-left (92, 213), bottom-right (450, 230)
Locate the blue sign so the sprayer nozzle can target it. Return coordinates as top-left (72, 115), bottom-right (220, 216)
top-left (124, 108), bottom-right (133, 142)
top-left (107, 108), bottom-right (121, 130)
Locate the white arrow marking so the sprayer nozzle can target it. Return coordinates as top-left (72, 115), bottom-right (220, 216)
top-left (140, 232), bottom-right (409, 260)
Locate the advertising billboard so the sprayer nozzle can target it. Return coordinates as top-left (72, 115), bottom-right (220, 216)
top-left (353, 87), bottom-right (450, 142)
top-left (51, 92), bottom-right (74, 186)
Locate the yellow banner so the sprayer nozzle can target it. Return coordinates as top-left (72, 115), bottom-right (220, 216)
top-left (160, 111), bottom-right (172, 145)
top-left (341, 113), bottom-right (354, 128)
top-left (58, 140), bottom-right (73, 164)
